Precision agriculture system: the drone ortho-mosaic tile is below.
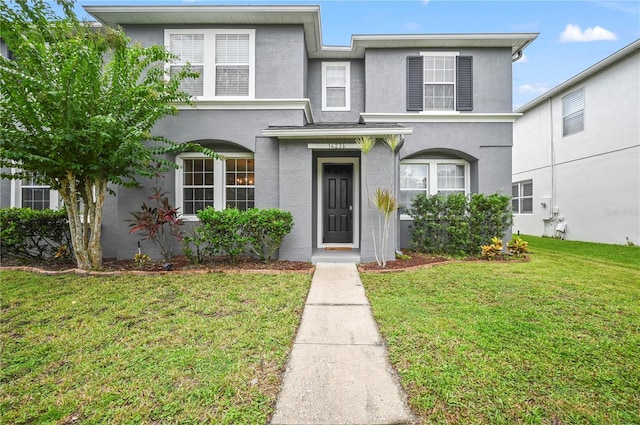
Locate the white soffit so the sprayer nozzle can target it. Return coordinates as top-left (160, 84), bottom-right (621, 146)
top-left (262, 126), bottom-right (413, 139)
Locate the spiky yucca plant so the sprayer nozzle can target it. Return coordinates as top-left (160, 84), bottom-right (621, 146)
top-left (371, 188), bottom-right (398, 267)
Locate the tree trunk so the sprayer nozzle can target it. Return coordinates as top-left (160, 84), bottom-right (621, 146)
top-left (88, 178), bottom-right (105, 269)
top-left (57, 172), bottom-right (104, 270)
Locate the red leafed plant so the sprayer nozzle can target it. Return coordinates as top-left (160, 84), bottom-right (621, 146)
top-left (129, 187), bottom-right (184, 261)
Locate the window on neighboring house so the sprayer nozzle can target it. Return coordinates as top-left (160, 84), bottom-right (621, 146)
top-left (399, 159), bottom-right (470, 216)
top-left (512, 180), bottom-right (533, 214)
top-left (165, 29), bottom-right (255, 99)
top-left (11, 172), bottom-right (59, 210)
top-left (562, 88), bottom-right (584, 136)
top-left (176, 152), bottom-right (255, 219)
top-left (407, 53), bottom-right (473, 112)
top-left (322, 62), bottom-right (350, 111)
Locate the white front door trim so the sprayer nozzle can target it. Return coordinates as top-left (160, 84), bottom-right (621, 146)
top-left (316, 157), bottom-right (360, 249)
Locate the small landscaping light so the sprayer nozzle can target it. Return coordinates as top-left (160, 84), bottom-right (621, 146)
top-left (162, 262), bottom-right (173, 271)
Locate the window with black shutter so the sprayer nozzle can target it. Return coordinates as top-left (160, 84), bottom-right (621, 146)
top-left (406, 54), bottom-right (473, 112)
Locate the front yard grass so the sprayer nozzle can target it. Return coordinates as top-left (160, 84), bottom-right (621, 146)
top-left (362, 236), bottom-right (640, 424)
top-left (1, 271), bottom-right (311, 424)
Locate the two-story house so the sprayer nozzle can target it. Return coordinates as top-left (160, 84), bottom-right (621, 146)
top-left (1, 5), bottom-right (537, 263)
top-left (512, 40), bottom-right (639, 245)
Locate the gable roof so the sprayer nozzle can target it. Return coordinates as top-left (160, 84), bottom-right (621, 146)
top-left (516, 39), bottom-right (640, 113)
top-left (84, 5), bottom-right (537, 60)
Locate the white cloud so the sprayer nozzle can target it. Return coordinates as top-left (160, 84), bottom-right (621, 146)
top-left (422, 0), bottom-right (430, 5)
top-left (519, 83), bottom-right (550, 94)
top-left (560, 24), bottom-right (618, 42)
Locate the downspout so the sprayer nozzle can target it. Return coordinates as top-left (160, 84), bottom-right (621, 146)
top-left (549, 97), bottom-right (557, 235)
top-left (512, 50), bottom-right (524, 63)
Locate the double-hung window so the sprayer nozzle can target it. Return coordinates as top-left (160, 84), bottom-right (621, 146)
top-left (169, 34), bottom-right (204, 96)
top-left (166, 29), bottom-right (255, 99)
top-left (562, 88), bottom-right (584, 136)
top-left (407, 53), bottom-right (473, 112)
top-left (322, 62), bottom-right (350, 111)
top-left (512, 180), bottom-right (533, 214)
top-left (10, 172), bottom-right (59, 210)
top-left (176, 153), bottom-right (255, 219)
top-left (399, 159), bottom-right (470, 216)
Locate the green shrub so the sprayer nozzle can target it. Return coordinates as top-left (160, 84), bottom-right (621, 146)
top-left (182, 225), bottom-right (207, 264)
top-left (410, 193), bottom-right (470, 256)
top-left (468, 193), bottom-right (513, 251)
top-left (244, 208), bottom-right (294, 263)
top-left (409, 192), bottom-right (513, 256)
top-left (196, 207), bottom-right (247, 262)
top-left (0, 208), bottom-right (72, 261)
top-left (185, 208), bottom-right (294, 263)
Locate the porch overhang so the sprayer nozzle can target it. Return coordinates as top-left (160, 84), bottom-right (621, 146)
top-left (261, 123), bottom-right (413, 140)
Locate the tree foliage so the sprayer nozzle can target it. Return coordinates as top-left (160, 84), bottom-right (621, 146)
top-left (0, 1), bottom-right (215, 269)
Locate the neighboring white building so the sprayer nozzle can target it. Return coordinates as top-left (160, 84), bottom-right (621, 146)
top-left (512, 39), bottom-right (640, 245)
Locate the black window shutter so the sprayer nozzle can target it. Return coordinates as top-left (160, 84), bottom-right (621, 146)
top-left (406, 56), bottom-right (423, 111)
top-left (456, 56), bottom-right (473, 111)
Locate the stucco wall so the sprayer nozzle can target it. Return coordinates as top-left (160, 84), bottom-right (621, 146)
top-left (307, 59), bottom-right (365, 122)
top-left (107, 109), bottom-right (304, 260)
top-left (277, 141), bottom-right (314, 261)
top-left (122, 24), bottom-right (307, 99)
top-left (365, 47), bottom-right (513, 114)
top-left (513, 49), bottom-right (640, 245)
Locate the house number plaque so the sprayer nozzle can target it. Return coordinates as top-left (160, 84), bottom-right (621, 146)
top-left (329, 143), bottom-right (346, 150)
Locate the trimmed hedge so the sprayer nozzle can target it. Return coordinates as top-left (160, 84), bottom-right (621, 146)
top-left (410, 192), bottom-right (512, 256)
top-left (183, 207), bottom-right (294, 263)
top-left (0, 208), bottom-right (73, 260)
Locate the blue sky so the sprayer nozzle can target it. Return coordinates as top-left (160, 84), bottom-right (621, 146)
top-left (74, 0), bottom-right (640, 109)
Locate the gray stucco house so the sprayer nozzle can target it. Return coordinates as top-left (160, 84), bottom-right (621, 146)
top-left (1, 5), bottom-right (537, 263)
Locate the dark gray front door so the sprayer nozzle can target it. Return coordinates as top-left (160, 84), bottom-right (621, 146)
top-left (323, 163), bottom-right (353, 244)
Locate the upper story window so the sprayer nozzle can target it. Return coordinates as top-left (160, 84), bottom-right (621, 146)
top-left (322, 62), bottom-right (350, 111)
top-left (562, 88), bottom-right (584, 137)
top-left (11, 172), bottom-right (59, 210)
top-left (176, 152), bottom-right (255, 220)
top-left (399, 159), bottom-right (470, 217)
top-left (512, 180), bottom-right (533, 214)
top-left (407, 53), bottom-right (473, 112)
top-left (165, 29), bottom-right (255, 99)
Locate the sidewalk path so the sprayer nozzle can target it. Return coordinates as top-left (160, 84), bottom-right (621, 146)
top-left (270, 262), bottom-right (416, 425)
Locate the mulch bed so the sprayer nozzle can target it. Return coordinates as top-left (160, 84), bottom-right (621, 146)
top-left (0, 252), bottom-right (458, 275)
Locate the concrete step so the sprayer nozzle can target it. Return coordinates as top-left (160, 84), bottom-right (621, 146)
top-left (311, 253), bottom-right (361, 264)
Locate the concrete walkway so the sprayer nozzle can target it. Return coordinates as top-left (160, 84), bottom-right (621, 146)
top-left (270, 263), bottom-right (416, 425)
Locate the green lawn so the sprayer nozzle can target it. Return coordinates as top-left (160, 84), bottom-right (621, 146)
top-left (0, 272), bottom-right (311, 424)
top-left (362, 236), bottom-right (640, 424)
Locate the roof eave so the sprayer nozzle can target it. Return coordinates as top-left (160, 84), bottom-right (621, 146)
top-left (516, 38), bottom-right (640, 113)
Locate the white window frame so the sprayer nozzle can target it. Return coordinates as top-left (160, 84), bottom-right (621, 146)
top-left (562, 87), bottom-right (584, 137)
top-left (164, 29), bottom-right (255, 100)
top-left (399, 158), bottom-right (470, 219)
top-left (420, 52), bottom-right (458, 112)
top-left (321, 62), bottom-right (350, 111)
top-left (175, 152), bottom-right (254, 221)
top-left (512, 180), bottom-right (533, 215)
top-left (10, 169), bottom-right (59, 210)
